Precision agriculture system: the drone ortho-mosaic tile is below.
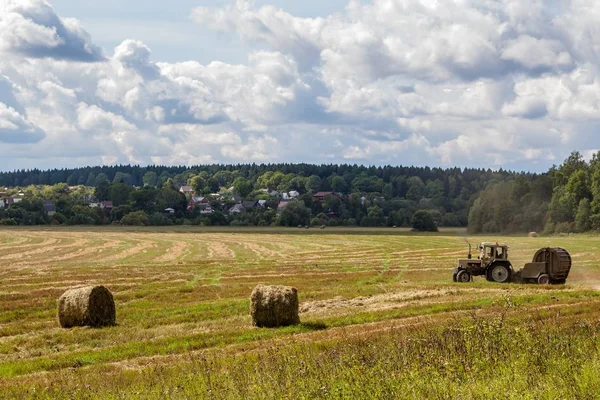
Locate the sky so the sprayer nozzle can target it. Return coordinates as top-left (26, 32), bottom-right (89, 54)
top-left (0, 0), bottom-right (599, 173)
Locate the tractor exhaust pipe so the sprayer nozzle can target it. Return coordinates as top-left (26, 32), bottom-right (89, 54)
top-left (458, 233), bottom-right (472, 259)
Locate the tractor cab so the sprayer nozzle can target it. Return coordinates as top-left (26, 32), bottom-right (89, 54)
top-left (454, 241), bottom-right (512, 283)
top-left (478, 242), bottom-right (508, 265)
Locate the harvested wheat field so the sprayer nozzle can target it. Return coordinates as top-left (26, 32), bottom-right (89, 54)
top-left (2, 226), bottom-right (600, 399)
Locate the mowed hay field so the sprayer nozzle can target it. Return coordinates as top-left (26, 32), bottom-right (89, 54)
top-left (3, 227), bottom-right (600, 399)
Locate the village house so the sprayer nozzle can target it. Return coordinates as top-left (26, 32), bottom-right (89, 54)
top-left (229, 204), bottom-right (246, 214)
top-left (200, 207), bottom-right (214, 215)
top-left (242, 200), bottom-right (260, 210)
top-left (179, 186), bottom-right (194, 195)
top-left (192, 196), bottom-right (210, 204)
top-left (164, 208), bottom-right (175, 215)
top-left (100, 201), bottom-right (113, 210)
top-left (282, 191), bottom-right (301, 200)
top-left (6, 196), bottom-right (21, 205)
top-left (187, 196), bottom-right (210, 211)
top-left (43, 200), bottom-right (56, 216)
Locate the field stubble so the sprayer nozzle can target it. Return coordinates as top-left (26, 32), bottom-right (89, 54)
top-left (1, 227), bottom-right (600, 398)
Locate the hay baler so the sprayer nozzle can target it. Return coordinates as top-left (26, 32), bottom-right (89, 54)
top-left (452, 242), bottom-right (572, 284)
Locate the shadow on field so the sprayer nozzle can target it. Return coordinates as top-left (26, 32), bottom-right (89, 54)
top-left (299, 322), bottom-right (328, 331)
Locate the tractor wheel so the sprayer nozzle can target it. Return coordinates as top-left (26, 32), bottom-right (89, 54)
top-left (452, 270), bottom-right (458, 282)
top-left (489, 264), bottom-right (511, 283)
top-left (537, 274), bottom-right (550, 285)
top-left (456, 270), bottom-right (471, 283)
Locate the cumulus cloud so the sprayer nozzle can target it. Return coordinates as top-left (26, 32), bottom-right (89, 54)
top-left (0, 74), bottom-right (24, 113)
top-left (0, 74), bottom-right (45, 143)
top-left (77, 103), bottom-right (136, 133)
top-left (221, 135), bottom-right (279, 161)
top-left (192, 0), bottom-right (576, 82)
top-left (2, 0), bottom-right (600, 171)
top-left (501, 35), bottom-right (573, 71)
top-left (0, 0), bottom-right (104, 61)
top-left (113, 40), bottom-right (159, 79)
top-left (0, 102), bottom-right (45, 143)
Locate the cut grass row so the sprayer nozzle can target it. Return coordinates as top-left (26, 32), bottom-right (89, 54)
top-left (2, 228), bottom-right (600, 397)
top-left (3, 302), bottom-right (600, 399)
top-left (1, 289), bottom-right (598, 378)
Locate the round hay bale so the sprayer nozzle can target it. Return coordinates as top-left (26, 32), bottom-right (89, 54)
top-left (528, 232), bottom-right (538, 238)
top-left (250, 285), bottom-right (300, 328)
top-left (58, 286), bottom-right (116, 328)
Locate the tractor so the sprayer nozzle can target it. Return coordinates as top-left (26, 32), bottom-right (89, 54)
top-left (452, 242), bottom-right (572, 284)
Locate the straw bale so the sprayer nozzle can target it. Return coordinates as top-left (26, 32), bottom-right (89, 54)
top-left (250, 285), bottom-right (300, 328)
top-left (58, 286), bottom-right (116, 328)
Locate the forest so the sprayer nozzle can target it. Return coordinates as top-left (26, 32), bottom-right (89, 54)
top-left (469, 151), bottom-right (599, 234)
top-left (0, 152), bottom-right (594, 233)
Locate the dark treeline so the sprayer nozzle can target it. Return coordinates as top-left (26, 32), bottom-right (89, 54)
top-left (8, 154), bottom-right (597, 233)
top-left (0, 163), bottom-right (513, 191)
top-left (0, 163), bottom-right (524, 229)
top-left (468, 151), bottom-right (600, 234)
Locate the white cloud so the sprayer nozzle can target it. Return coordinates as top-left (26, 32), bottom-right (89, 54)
top-left (77, 103), bottom-right (136, 133)
top-left (0, 0), bottom-right (104, 61)
top-left (0, 102), bottom-right (45, 143)
top-left (221, 135), bottom-right (279, 162)
top-left (501, 35), bottom-right (572, 70)
top-left (2, 0), bottom-right (600, 171)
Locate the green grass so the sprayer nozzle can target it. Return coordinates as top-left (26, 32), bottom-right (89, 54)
top-left (4, 307), bottom-right (600, 399)
top-left (2, 227), bottom-right (600, 398)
